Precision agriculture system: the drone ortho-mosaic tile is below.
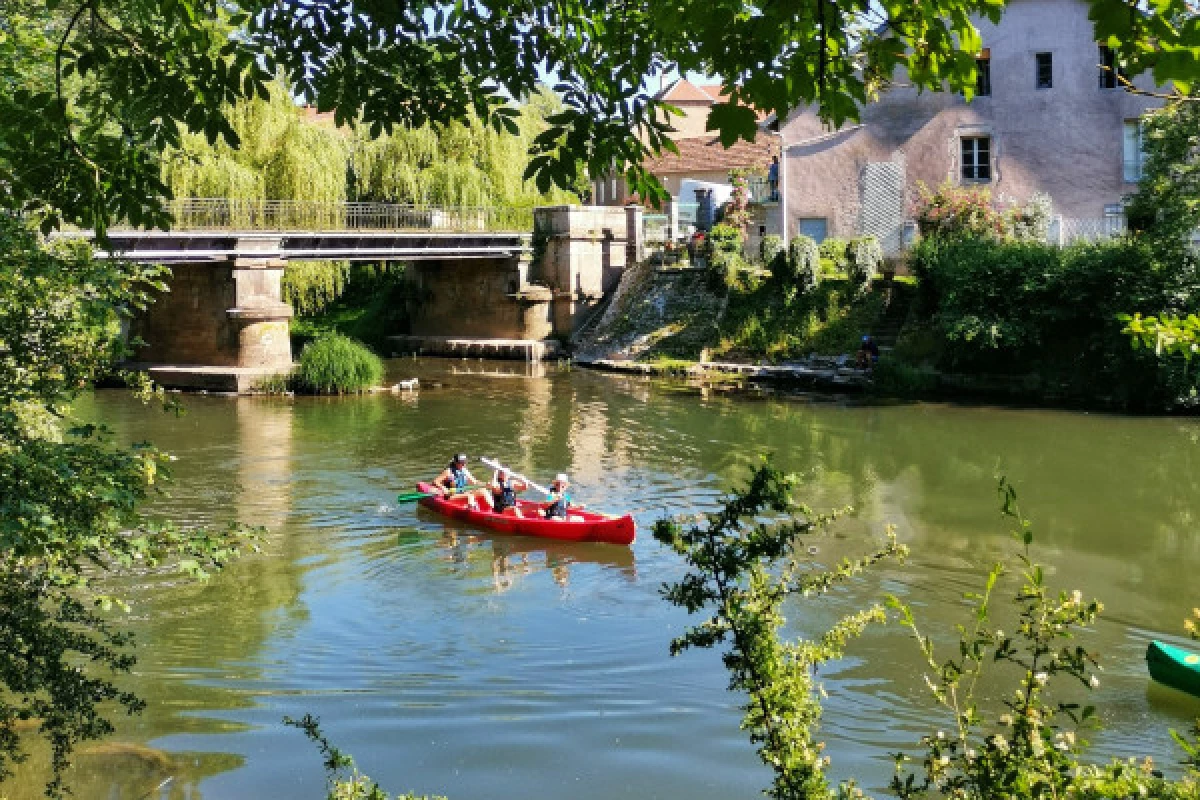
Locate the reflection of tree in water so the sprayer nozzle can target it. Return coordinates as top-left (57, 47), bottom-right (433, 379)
top-left (5, 738), bottom-right (243, 800)
top-left (7, 396), bottom-right (308, 799)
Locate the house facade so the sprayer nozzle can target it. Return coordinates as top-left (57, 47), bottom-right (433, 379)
top-left (593, 79), bottom-right (778, 207)
top-left (779, 0), bottom-right (1163, 253)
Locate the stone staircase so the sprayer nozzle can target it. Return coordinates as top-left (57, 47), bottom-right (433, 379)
top-left (870, 281), bottom-right (915, 351)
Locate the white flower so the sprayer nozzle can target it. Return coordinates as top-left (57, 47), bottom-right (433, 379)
top-left (938, 755), bottom-right (950, 767)
top-left (1034, 671), bottom-right (1049, 686)
top-left (999, 714), bottom-right (1014, 726)
top-left (1089, 674), bottom-right (1100, 689)
top-left (991, 734), bottom-right (1010, 752)
top-left (1071, 589), bottom-right (1083, 605)
top-left (965, 749), bottom-right (977, 760)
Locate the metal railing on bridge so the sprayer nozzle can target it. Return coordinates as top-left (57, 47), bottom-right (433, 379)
top-left (161, 198), bottom-right (534, 233)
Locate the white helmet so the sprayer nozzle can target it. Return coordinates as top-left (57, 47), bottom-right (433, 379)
top-left (555, 473), bottom-right (569, 484)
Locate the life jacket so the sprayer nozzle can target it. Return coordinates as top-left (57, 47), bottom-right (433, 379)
top-left (448, 464), bottom-right (469, 490)
top-left (493, 478), bottom-right (517, 510)
top-left (545, 490), bottom-right (571, 518)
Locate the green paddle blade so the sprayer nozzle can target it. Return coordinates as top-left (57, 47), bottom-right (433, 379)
top-left (396, 492), bottom-right (435, 503)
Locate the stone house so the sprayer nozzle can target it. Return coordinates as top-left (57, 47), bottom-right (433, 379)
top-left (777, 0), bottom-right (1164, 253)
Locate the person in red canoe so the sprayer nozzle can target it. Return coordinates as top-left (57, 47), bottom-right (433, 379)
top-left (490, 468), bottom-right (528, 517)
top-left (433, 453), bottom-right (489, 510)
top-left (544, 473), bottom-right (584, 520)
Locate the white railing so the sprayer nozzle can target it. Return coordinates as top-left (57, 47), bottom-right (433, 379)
top-left (152, 198), bottom-right (534, 233)
top-left (1051, 215), bottom-right (1127, 244)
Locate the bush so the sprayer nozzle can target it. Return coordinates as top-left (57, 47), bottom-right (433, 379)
top-left (760, 234), bottom-right (785, 271)
top-left (913, 181), bottom-right (1008, 240)
top-left (818, 237), bottom-right (849, 271)
top-left (297, 333), bottom-right (385, 394)
top-left (786, 235), bottom-right (820, 291)
top-left (1009, 191), bottom-right (1053, 241)
top-left (847, 235), bottom-right (883, 292)
top-left (708, 249), bottom-right (745, 292)
top-left (909, 235), bottom-right (1200, 409)
top-left (707, 223), bottom-right (744, 256)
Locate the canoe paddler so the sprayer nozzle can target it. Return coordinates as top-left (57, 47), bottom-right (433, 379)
top-left (544, 473), bottom-right (583, 520)
top-left (433, 453), bottom-right (490, 510)
top-left (490, 468), bottom-right (528, 517)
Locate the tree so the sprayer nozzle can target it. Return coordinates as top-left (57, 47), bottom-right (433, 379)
top-left (2, 0), bottom-right (1197, 234)
top-left (0, 216), bottom-right (255, 796)
top-left (1125, 95), bottom-right (1200, 262)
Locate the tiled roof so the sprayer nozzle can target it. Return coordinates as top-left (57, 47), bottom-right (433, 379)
top-left (658, 79), bottom-right (719, 104)
top-left (642, 135), bottom-right (779, 176)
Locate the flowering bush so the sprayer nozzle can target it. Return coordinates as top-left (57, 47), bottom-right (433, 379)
top-left (913, 182), bottom-right (1009, 240)
top-left (914, 183), bottom-right (1056, 243)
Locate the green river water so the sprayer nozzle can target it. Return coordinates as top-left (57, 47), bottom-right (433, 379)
top-left (8, 359), bottom-right (1200, 799)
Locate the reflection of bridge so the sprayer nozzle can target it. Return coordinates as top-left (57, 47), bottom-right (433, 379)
top-left (95, 202), bottom-right (644, 392)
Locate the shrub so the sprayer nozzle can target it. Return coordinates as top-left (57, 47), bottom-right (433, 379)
top-left (786, 235), bottom-right (820, 291)
top-left (913, 181), bottom-right (1008, 240)
top-left (707, 223), bottom-right (744, 256)
top-left (818, 237), bottom-right (849, 271)
top-left (760, 234), bottom-right (785, 271)
top-left (908, 235), bottom-right (1200, 409)
top-left (707, 249), bottom-right (745, 292)
top-left (847, 235), bottom-right (883, 292)
top-left (1008, 191), bottom-right (1053, 241)
top-left (297, 333), bottom-right (384, 394)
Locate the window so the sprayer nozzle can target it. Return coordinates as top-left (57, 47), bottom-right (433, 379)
top-left (1123, 119), bottom-right (1144, 182)
top-left (1098, 45), bottom-right (1124, 89)
top-left (975, 50), bottom-right (992, 97)
top-left (1035, 52), bottom-right (1053, 89)
top-left (797, 218), bottom-right (828, 243)
top-left (961, 136), bottom-right (991, 182)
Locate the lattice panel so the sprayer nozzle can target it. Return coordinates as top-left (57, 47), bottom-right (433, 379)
top-left (858, 161), bottom-right (905, 255)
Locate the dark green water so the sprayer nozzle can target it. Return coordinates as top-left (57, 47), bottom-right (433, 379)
top-left (8, 360), bottom-right (1200, 799)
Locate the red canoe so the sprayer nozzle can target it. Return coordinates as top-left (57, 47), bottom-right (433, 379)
top-left (413, 482), bottom-right (636, 545)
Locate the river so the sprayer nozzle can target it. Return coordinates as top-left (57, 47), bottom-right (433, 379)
top-left (9, 359), bottom-right (1200, 799)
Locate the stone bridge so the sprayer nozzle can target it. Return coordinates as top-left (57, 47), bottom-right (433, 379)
top-left (95, 204), bottom-right (644, 391)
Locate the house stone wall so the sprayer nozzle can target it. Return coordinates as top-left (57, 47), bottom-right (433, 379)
top-left (779, 0), bottom-right (1163, 243)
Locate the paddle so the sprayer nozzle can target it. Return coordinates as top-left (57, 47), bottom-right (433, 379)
top-left (480, 457), bottom-right (621, 519)
top-left (395, 487), bottom-right (472, 504)
top-left (480, 457), bottom-right (552, 495)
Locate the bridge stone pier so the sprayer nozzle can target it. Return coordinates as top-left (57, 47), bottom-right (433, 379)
top-left (124, 235), bottom-right (293, 392)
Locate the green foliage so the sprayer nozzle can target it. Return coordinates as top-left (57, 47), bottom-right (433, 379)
top-left (0, 216), bottom-right (254, 795)
top-left (761, 234), bottom-right (785, 271)
top-left (715, 279), bottom-right (895, 362)
top-left (785, 235), bottom-right (821, 292)
top-left (708, 250), bottom-right (747, 292)
top-left (285, 714), bottom-right (446, 800)
top-left (818, 238), bottom-right (849, 272)
top-left (291, 263), bottom-right (417, 352)
top-left (909, 235), bottom-right (1200, 409)
top-left (1125, 95), bottom-right (1200, 262)
top-left (708, 223), bottom-right (744, 256)
top-left (654, 462), bottom-right (906, 800)
top-left (297, 333), bottom-right (385, 395)
top-left (870, 359), bottom-right (938, 396)
top-left (846, 236), bottom-right (882, 293)
top-left (1121, 312), bottom-right (1200, 362)
top-left (282, 261), bottom-right (352, 316)
top-left (888, 479), bottom-right (1200, 800)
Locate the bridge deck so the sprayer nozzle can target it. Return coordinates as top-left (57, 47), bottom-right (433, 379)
top-left (96, 230), bottom-right (530, 262)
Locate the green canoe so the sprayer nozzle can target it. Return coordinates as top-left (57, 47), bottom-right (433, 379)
top-left (1147, 640), bottom-right (1200, 697)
